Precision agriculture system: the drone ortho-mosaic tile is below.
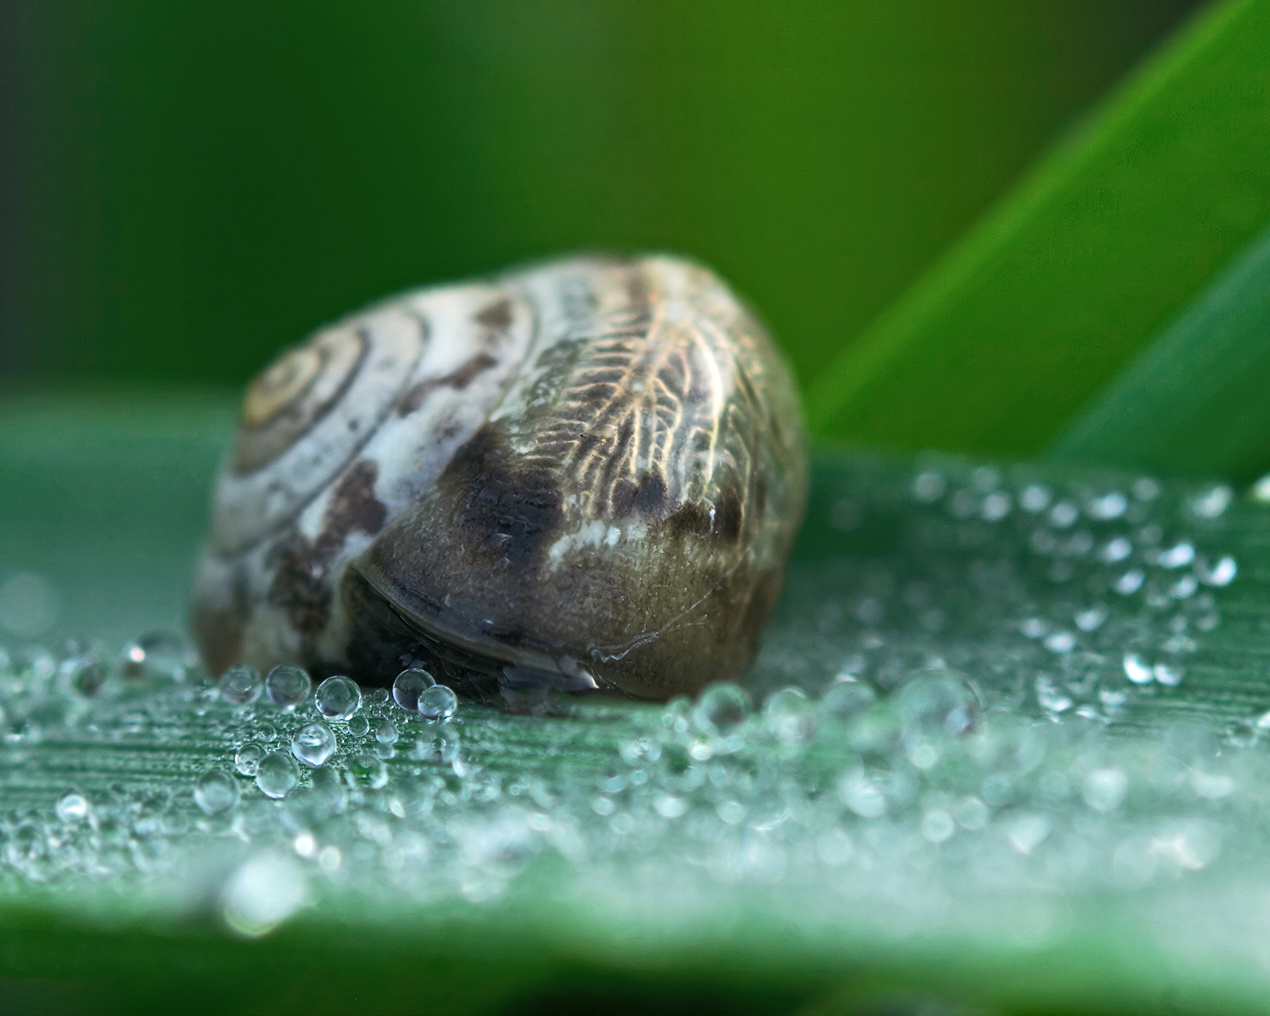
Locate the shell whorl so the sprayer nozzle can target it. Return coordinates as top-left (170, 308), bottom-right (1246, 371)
top-left (192, 254), bottom-right (806, 700)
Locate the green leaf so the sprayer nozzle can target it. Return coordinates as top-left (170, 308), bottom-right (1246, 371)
top-left (807, 0), bottom-right (1270, 457)
top-left (1049, 219), bottom-right (1270, 482)
top-left (4, 395), bottom-right (1270, 1014)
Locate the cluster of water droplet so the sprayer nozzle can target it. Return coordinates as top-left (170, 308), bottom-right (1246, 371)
top-left (756, 460), bottom-right (1239, 726)
top-left (0, 456), bottom-right (1262, 946)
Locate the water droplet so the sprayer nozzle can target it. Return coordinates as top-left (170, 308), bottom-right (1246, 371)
top-left (618, 735), bottom-right (661, 767)
top-left (348, 753), bottom-right (389, 789)
top-left (375, 719), bottom-right (399, 745)
top-left (13, 644), bottom-right (56, 683)
top-left (1122, 653), bottom-right (1153, 685)
top-left (347, 714), bottom-right (370, 738)
top-left (1082, 768), bottom-right (1128, 812)
top-left (897, 668), bottom-right (977, 764)
top-left (815, 828), bottom-right (854, 865)
top-left (953, 796), bottom-right (989, 831)
top-left (255, 751), bottom-right (300, 799)
top-left (56, 791), bottom-right (90, 824)
top-left (234, 741), bottom-right (266, 776)
top-left (912, 470), bottom-right (946, 503)
top-left (920, 809), bottom-right (955, 843)
top-left (1158, 542), bottom-right (1196, 569)
top-left (219, 665), bottom-right (261, 705)
top-left (980, 491), bottom-right (1012, 522)
top-left (291, 723), bottom-right (336, 767)
top-left (121, 630), bottom-right (191, 682)
top-left (61, 652), bottom-right (107, 698)
top-left (1020, 617), bottom-right (1048, 639)
top-left (1113, 570), bottom-right (1145, 595)
top-left (1043, 631), bottom-right (1075, 654)
top-left (418, 684), bottom-right (458, 721)
top-left (1086, 491), bottom-right (1127, 520)
top-left (413, 729), bottom-right (460, 764)
top-left (1098, 537), bottom-right (1132, 564)
top-left (1049, 501), bottom-right (1078, 528)
top-left (819, 679), bottom-right (877, 721)
top-left (971, 466), bottom-right (1000, 492)
top-left (1153, 662), bottom-right (1184, 687)
top-left (1132, 477), bottom-right (1161, 501)
top-left (1005, 814), bottom-right (1051, 854)
top-left (653, 793), bottom-right (688, 819)
top-left (692, 683), bottom-right (751, 738)
top-left (1035, 674), bottom-right (1072, 713)
top-left (221, 852), bottom-right (306, 937)
top-left (1192, 770), bottom-right (1235, 800)
top-left (1019, 483), bottom-right (1052, 513)
top-left (314, 675), bottom-right (361, 721)
top-left (838, 768), bottom-right (886, 818)
top-left (264, 665), bottom-right (311, 708)
top-left (762, 687), bottom-right (818, 744)
top-left (1196, 554), bottom-right (1237, 587)
top-left (1189, 485), bottom-right (1233, 519)
top-left (194, 769), bottom-right (241, 815)
top-left (949, 489), bottom-right (977, 519)
top-left (392, 668), bottom-right (435, 711)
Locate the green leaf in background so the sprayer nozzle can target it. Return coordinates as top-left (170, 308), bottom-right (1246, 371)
top-left (807, 0), bottom-right (1270, 461)
top-left (1049, 220), bottom-right (1270, 483)
top-left (5, 1), bottom-right (1196, 390)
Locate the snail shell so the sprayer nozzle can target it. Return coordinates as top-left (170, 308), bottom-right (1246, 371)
top-left (191, 255), bottom-right (807, 701)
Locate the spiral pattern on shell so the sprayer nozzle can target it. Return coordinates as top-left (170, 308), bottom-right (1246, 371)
top-left (192, 254), bottom-right (807, 701)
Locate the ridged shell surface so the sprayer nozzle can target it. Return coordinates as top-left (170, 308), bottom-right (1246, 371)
top-left (192, 255), bottom-right (807, 701)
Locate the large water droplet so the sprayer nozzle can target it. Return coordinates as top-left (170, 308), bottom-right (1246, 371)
top-left (414, 729), bottom-right (460, 765)
top-left (264, 665), bottom-right (311, 708)
top-left (219, 665), bottom-right (261, 705)
top-left (291, 723), bottom-right (336, 767)
top-left (1196, 554), bottom-right (1237, 587)
top-left (692, 684), bottom-right (751, 738)
top-left (221, 852), bottom-right (306, 937)
top-left (56, 791), bottom-right (91, 824)
top-left (763, 687), bottom-right (818, 744)
top-left (195, 769), bottom-right (241, 815)
top-left (234, 741), bottom-right (266, 776)
top-left (418, 684), bottom-right (458, 721)
top-left (314, 675), bottom-right (361, 721)
top-left (1082, 767), bottom-right (1128, 812)
top-left (838, 768), bottom-right (886, 818)
top-left (392, 668), bottom-right (434, 711)
top-left (121, 630), bottom-right (191, 682)
top-left (897, 669), bottom-right (977, 765)
top-left (819, 679), bottom-right (877, 721)
top-left (255, 751), bottom-right (300, 799)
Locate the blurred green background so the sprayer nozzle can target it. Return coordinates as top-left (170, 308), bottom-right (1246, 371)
top-left (2, 1), bottom-right (1202, 399)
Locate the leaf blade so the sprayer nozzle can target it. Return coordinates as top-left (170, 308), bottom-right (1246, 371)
top-left (807, 0), bottom-right (1270, 456)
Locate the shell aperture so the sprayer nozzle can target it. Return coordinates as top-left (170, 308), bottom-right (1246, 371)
top-left (192, 255), bottom-right (807, 701)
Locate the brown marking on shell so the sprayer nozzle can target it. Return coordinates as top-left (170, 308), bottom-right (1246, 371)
top-left (475, 297), bottom-right (513, 332)
top-left (315, 459), bottom-right (388, 556)
top-left (396, 352), bottom-right (500, 417)
top-left (440, 422), bottom-right (564, 572)
top-left (191, 566), bottom-right (252, 676)
top-left (266, 532), bottom-right (332, 637)
top-left (264, 460), bottom-right (388, 640)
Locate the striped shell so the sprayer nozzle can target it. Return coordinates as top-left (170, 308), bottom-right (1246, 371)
top-left (191, 255), bottom-right (807, 701)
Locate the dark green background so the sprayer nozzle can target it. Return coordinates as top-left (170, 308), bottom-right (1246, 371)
top-left (2, 1), bottom-right (1200, 393)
